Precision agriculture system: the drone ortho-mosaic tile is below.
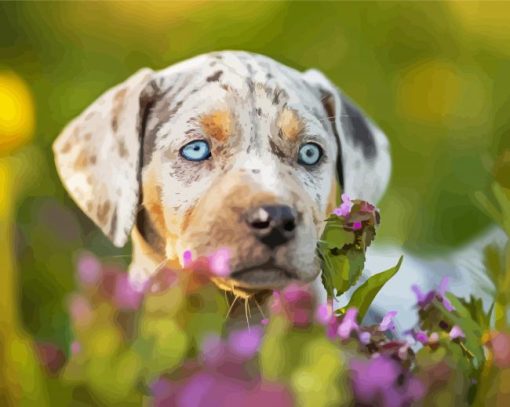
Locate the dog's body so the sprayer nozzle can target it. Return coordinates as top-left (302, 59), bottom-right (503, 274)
top-left (53, 51), bottom-right (391, 301)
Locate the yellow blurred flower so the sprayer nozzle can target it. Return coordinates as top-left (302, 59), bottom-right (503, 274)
top-left (449, 1), bottom-right (510, 55)
top-left (0, 71), bottom-right (35, 155)
top-left (395, 59), bottom-right (490, 132)
top-left (395, 59), bottom-right (461, 125)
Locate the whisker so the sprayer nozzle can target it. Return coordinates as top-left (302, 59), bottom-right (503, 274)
top-left (246, 297), bottom-right (252, 319)
top-left (96, 254), bottom-right (133, 259)
top-left (244, 298), bottom-right (251, 331)
top-left (225, 295), bottom-right (240, 320)
top-left (253, 297), bottom-right (267, 320)
top-left (150, 257), bottom-right (171, 277)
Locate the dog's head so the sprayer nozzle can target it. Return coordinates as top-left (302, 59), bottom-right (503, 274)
top-left (53, 51), bottom-right (390, 294)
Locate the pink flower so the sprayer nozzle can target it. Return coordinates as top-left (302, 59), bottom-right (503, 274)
top-left (449, 325), bottom-right (465, 340)
top-left (337, 307), bottom-right (359, 340)
top-left (437, 277), bottom-right (454, 311)
top-left (77, 252), bottom-right (101, 285)
top-left (182, 250), bottom-right (193, 267)
top-left (71, 341), bottom-right (81, 355)
top-left (352, 221), bottom-right (362, 230)
top-left (228, 326), bottom-right (263, 359)
top-left (332, 194), bottom-right (353, 217)
top-left (488, 332), bottom-right (510, 368)
top-left (379, 311), bottom-right (397, 332)
top-left (414, 330), bottom-right (429, 345)
top-left (412, 277), bottom-right (454, 311)
top-left (359, 331), bottom-right (372, 345)
top-left (208, 248), bottom-right (231, 276)
top-left (316, 303), bottom-right (334, 325)
top-left (114, 273), bottom-right (143, 310)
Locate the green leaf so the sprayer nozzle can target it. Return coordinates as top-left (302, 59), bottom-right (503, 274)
top-left (492, 183), bottom-right (510, 235)
top-left (318, 201), bottom-right (379, 299)
top-left (338, 256), bottom-right (403, 322)
top-left (441, 294), bottom-right (485, 366)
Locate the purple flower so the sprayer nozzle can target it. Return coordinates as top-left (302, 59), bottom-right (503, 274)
top-left (488, 332), bottom-right (510, 368)
top-left (360, 201), bottom-right (376, 212)
top-left (412, 277), bottom-right (454, 311)
top-left (350, 356), bottom-right (424, 407)
top-left (228, 326), bottom-right (263, 359)
top-left (35, 343), bottom-right (66, 376)
top-left (113, 273), bottom-right (143, 310)
top-left (208, 248), bottom-right (231, 276)
top-left (414, 330), bottom-right (429, 345)
top-left (176, 372), bottom-right (217, 407)
top-left (411, 285), bottom-right (435, 308)
top-left (77, 252), bottom-right (101, 285)
top-left (352, 221), bottom-right (362, 230)
top-left (70, 341), bottom-right (81, 355)
top-left (379, 311), bottom-right (397, 332)
top-left (272, 284), bottom-right (314, 327)
top-left (69, 294), bottom-right (93, 326)
top-left (201, 334), bottom-right (227, 367)
top-left (449, 325), bottom-right (465, 340)
top-left (332, 194), bottom-right (353, 217)
top-left (359, 331), bottom-right (372, 345)
top-left (337, 307), bottom-right (359, 340)
top-left (437, 277), bottom-right (454, 311)
top-left (315, 303), bottom-right (334, 325)
top-left (151, 377), bottom-right (173, 401)
top-left (183, 250), bottom-right (193, 267)
top-left (428, 332), bottom-right (439, 344)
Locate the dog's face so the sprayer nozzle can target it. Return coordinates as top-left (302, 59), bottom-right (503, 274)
top-left (53, 51), bottom-right (391, 294)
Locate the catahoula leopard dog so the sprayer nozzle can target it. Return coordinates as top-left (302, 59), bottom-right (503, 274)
top-left (53, 51), bottom-right (391, 312)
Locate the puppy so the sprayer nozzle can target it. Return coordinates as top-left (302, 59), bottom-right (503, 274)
top-left (53, 51), bottom-right (391, 300)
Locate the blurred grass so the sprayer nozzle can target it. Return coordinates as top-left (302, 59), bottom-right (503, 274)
top-left (0, 0), bottom-right (509, 351)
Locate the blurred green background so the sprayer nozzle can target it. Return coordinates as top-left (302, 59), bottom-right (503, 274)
top-left (1, 1), bottom-right (509, 348)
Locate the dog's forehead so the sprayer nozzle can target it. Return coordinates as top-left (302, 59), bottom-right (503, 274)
top-left (155, 52), bottom-right (324, 120)
top-left (145, 52), bottom-right (331, 160)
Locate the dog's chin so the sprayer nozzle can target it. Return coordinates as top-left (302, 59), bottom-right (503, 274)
top-left (211, 262), bottom-right (298, 298)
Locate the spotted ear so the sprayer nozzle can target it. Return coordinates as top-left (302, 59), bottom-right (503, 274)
top-left (303, 69), bottom-right (391, 205)
top-left (53, 68), bottom-right (157, 247)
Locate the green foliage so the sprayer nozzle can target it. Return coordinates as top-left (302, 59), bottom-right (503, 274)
top-left (339, 256), bottom-right (403, 322)
top-left (318, 200), bottom-right (379, 299)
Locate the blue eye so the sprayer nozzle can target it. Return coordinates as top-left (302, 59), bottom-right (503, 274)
top-left (298, 142), bottom-right (322, 166)
top-left (180, 140), bottom-right (211, 161)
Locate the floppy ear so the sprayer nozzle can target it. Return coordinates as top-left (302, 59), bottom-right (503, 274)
top-left (53, 68), bottom-right (157, 247)
top-left (303, 69), bottom-right (391, 205)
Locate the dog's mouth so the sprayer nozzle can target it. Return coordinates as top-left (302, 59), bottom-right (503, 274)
top-left (212, 259), bottom-right (298, 296)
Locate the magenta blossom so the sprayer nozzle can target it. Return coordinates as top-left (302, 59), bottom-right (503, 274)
top-left (379, 311), bottom-right (397, 332)
top-left (449, 325), bottom-right (465, 340)
top-left (337, 308), bottom-right (359, 340)
top-left (437, 277), bottom-right (454, 311)
top-left (359, 331), bottom-right (372, 345)
top-left (70, 341), bottom-right (81, 355)
top-left (412, 277), bottom-right (454, 311)
top-left (272, 284), bottom-right (314, 327)
top-left (414, 330), bottom-right (429, 345)
top-left (315, 303), bottom-right (334, 325)
top-left (113, 273), bottom-right (143, 310)
top-left (350, 356), bottom-right (424, 407)
top-left (183, 250), bottom-right (193, 267)
top-left (332, 193), bottom-right (353, 217)
top-left (228, 326), bottom-right (263, 359)
top-left (77, 252), bottom-right (101, 285)
top-left (352, 221), bottom-right (362, 230)
top-left (208, 248), bottom-right (231, 277)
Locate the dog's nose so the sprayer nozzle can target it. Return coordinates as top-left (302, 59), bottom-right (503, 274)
top-left (245, 205), bottom-right (297, 248)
